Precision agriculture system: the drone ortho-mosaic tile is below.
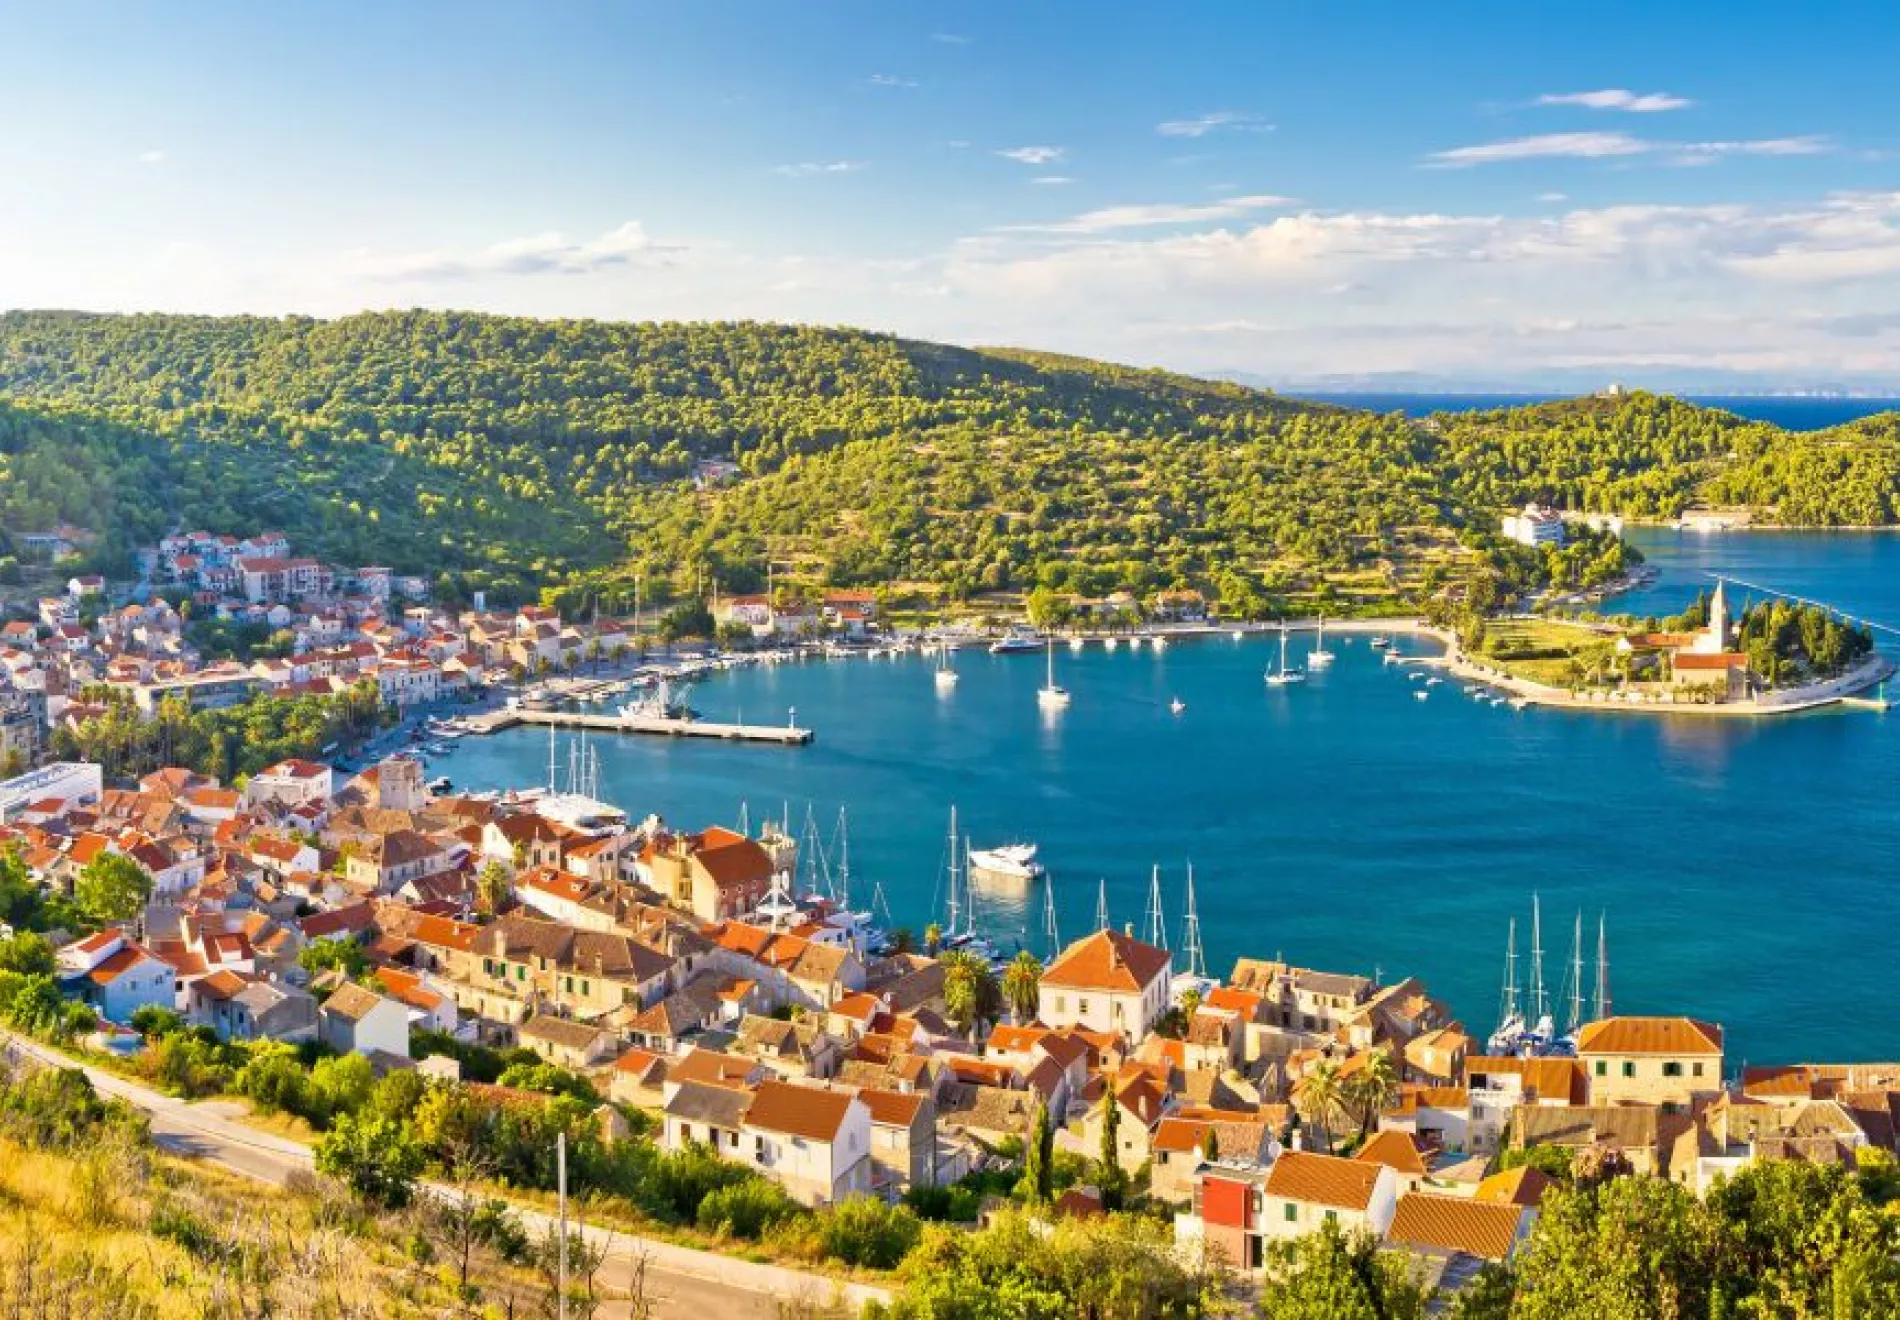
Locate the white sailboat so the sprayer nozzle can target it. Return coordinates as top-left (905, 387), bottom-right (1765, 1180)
top-left (934, 641), bottom-right (959, 690)
top-left (1264, 626), bottom-right (1306, 686)
top-left (1307, 614), bottom-right (1335, 669)
top-left (1037, 637), bottom-right (1071, 709)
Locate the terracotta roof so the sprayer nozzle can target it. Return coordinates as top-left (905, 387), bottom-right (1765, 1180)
top-left (1355, 1129), bottom-right (1429, 1177)
top-left (1387, 1193), bottom-right (1524, 1261)
top-left (1673, 652), bottom-right (1749, 670)
top-left (1042, 929), bottom-right (1171, 994)
top-left (1474, 1166), bottom-right (1552, 1207)
top-left (87, 945), bottom-right (160, 986)
top-left (1264, 1151), bottom-right (1383, 1211)
top-left (668, 1047), bottom-right (764, 1090)
top-left (743, 1080), bottom-right (857, 1143)
top-left (1575, 1017), bottom-right (1723, 1056)
top-left (854, 1086), bottom-right (925, 1128)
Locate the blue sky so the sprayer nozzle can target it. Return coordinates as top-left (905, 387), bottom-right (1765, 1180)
top-left (3, 1), bottom-right (1898, 384)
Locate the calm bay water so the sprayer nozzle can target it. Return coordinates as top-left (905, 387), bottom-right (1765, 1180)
top-left (1306, 393), bottom-right (1900, 431)
top-left (434, 531), bottom-right (1900, 1065)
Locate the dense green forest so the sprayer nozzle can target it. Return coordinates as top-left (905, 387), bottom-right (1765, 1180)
top-left (1, 310), bottom-right (1895, 614)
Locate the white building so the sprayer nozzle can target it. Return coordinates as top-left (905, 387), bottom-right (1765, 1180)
top-left (1501, 503), bottom-right (1566, 548)
top-left (1039, 928), bottom-right (1173, 1042)
top-left (1259, 1151), bottom-right (1398, 1242)
top-left (740, 1080), bottom-right (874, 1206)
top-left (317, 982), bottom-right (411, 1059)
top-left (0, 762), bottom-right (103, 823)
top-left (245, 758), bottom-right (336, 812)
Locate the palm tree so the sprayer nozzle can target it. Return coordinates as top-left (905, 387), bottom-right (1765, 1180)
top-left (940, 949), bottom-right (999, 1040)
top-left (1345, 1049), bottom-right (1401, 1140)
top-left (1178, 986), bottom-right (1203, 1020)
top-left (1002, 950), bottom-right (1042, 1024)
top-left (1295, 1059), bottom-right (1347, 1153)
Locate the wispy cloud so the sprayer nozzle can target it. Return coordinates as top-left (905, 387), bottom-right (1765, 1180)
top-left (1031, 176), bottom-right (1076, 186)
top-left (868, 74), bottom-right (917, 89)
top-left (1156, 111), bottom-right (1273, 138)
top-left (138, 149), bottom-right (167, 166)
top-left (997, 146), bottom-right (1065, 166)
top-left (1001, 193), bottom-right (1295, 234)
top-left (1536, 89), bottom-right (1692, 113)
top-left (1430, 131), bottom-right (1832, 167)
top-left (929, 32), bottom-right (969, 44)
top-left (347, 221), bottom-right (684, 282)
top-left (775, 160), bottom-right (869, 177)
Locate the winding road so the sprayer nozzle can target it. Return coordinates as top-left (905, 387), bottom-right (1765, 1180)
top-left (1, 1033), bottom-right (886, 1318)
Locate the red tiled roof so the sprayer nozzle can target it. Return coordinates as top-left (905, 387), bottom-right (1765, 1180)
top-left (1042, 929), bottom-right (1171, 994)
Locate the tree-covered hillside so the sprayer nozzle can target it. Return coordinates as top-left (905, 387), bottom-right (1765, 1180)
top-left (0, 310), bottom-right (1894, 612)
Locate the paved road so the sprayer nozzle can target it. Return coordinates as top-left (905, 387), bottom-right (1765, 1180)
top-left (2, 1035), bottom-right (884, 1318)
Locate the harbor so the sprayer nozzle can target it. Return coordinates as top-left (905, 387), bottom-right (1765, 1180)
top-left (464, 706), bottom-right (814, 746)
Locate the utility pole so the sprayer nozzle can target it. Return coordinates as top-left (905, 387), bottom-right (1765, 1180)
top-left (557, 1131), bottom-right (568, 1320)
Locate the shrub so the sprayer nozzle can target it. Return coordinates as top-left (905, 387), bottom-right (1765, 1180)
top-left (645, 1141), bottom-right (755, 1223)
top-left (313, 1111), bottom-right (424, 1208)
top-left (697, 1178), bottom-right (804, 1240)
top-left (809, 1196), bottom-right (922, 1270)
top-left (235, 1043), bottom-right (309, 1115)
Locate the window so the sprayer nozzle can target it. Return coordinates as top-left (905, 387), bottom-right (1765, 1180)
top-left (1283, 1203), bottom-right (1297, 1222)
top-left (1693, 1063), bottom-right (1704, 1077)
top-left (1078, 999), bottom-right (1090, 1015)
top-left (1662, 1061), bottom-right (1683, 1078)
top-left (1622, 1062), bottom-right (1636, 1079)
top-left (1594, 1061), bottom-right (1607, 1077)
top-left (1324, 1210), bottom-right (1337, 1224)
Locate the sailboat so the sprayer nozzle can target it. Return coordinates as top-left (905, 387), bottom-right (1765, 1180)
top-left (1487, 918), bottom-right (1525, 1055)
top-left (1264, 626), bottom-right (1306, 686)
top-left (1307, 615), bottom-right (1335, 670)
top-left (934, 641), bottom-right (959, 690)
top-left (1037, 637), bottom-right (1071, 709)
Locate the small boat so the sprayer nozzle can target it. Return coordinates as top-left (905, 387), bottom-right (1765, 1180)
top-left (1105, 637), bottom-right (1120, 652)
top-left (934, 645), bottom-right (959, 690)
top-left (1153, 635), bottom-right (1168, 652)
top-left (426, 743), bottom-right (451, 755)
top-left (1231, 628), bottom-right (1245, 640)
top-left (968, 842), bottom-right (1045, 883)
top-left (1491, 696), bottom-right (1508, 707)
top-left (990, 631), bottom-right (1042, 655)
top-left (1037, 638), bottom-right (1071, 710)
top-left (1170, 697), bottom-right (1186, 715)
top-left (1414, 690), bottom-right (1429, 702)
top-left (1069, 636), bottom-right (1085, 653)
top-left (1307, 615), bottom-right (1335, 670)
top-left (1509, 697), bottom-right (1529, 710)
top-left (1264, 626), bottom-right (1306, 686)
top-left (1370, 635), bottom-right (1393, 650)
top-left (426, 775), bottom-right (452, 793)
top-left (1425, 676), bottom-right (1443, 687)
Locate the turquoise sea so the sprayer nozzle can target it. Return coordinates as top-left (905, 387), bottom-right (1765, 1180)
top-left (432, 530), bottom-right (1900, 1066)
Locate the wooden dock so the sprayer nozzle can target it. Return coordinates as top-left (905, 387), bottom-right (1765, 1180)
top-left (464, 708), bottom-right (813, 746)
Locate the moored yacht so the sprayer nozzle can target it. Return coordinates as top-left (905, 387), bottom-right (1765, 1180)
top-left (968, 841), bottom-right (1045, 883)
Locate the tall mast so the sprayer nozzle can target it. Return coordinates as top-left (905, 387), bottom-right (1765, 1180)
top-left (1042, 872), bottom-right (1061, 959)
top-left (943, 806), bottom-right (960, 937)
top-left (1566, 911), bottom-right (1585, 1036)
top-left (738, 800), bottom-right (749, 837)
top-left (1528, 894), bottom-right (1547, 1028)
top-left (546, 720), bottom-right (557, 793)
top-left (1594, 913), bottom-right (1611, 1021)
top-left (1180, 862), bottom-right (1206, 979)
top-left (835, 806), bottom-right (851, 911)
top-left (1096, 876), bottom-right (1109, 933)
top-left (961, 836), bottom-right (977, 937)
top-left (1145, 865), bottom-right (1168, 951)
top-left (1498, 917), bottom-right (1519, 1031)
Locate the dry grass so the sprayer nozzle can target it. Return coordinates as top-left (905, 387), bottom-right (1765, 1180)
top-left (0, 1138), bottom-right (547, 1319)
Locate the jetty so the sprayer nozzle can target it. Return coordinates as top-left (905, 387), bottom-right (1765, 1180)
top-left (463, 707), bottom-right (813, 746)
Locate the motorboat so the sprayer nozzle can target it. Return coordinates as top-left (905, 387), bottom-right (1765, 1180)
top-left (968, 842), bottom-right (1045, 883)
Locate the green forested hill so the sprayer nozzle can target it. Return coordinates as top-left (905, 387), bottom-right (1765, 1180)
top-left (0, 309), bottom-right (1893, 613)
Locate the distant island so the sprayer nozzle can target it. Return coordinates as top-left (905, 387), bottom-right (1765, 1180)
top-left (2, 310), bottom-right (1898, 628)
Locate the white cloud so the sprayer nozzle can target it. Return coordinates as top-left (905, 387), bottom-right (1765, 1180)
top-left (1155, 111), bottom-right (1273, 138)
top-left (343, 220), bottom-right (687, 282)
top-left (1536, 89), bottom-right (1692, 113)
top-left (997, 146), bottom-right (1065, 166)
top-left (1031, 176), bottom-right (1075, 186)
top-left (138, 150), bottom-right (167, 166)
top-left (868, 74), bottom-right (917, 89)
top-left (1430, 132), bottom-right (1652, 166)
top-left (1001, 193), bottom-right (1297, 234)
top-left (1431, 132), bottom-right (1833, 167)
top-left (775, 160), bottom-right (868, 177)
